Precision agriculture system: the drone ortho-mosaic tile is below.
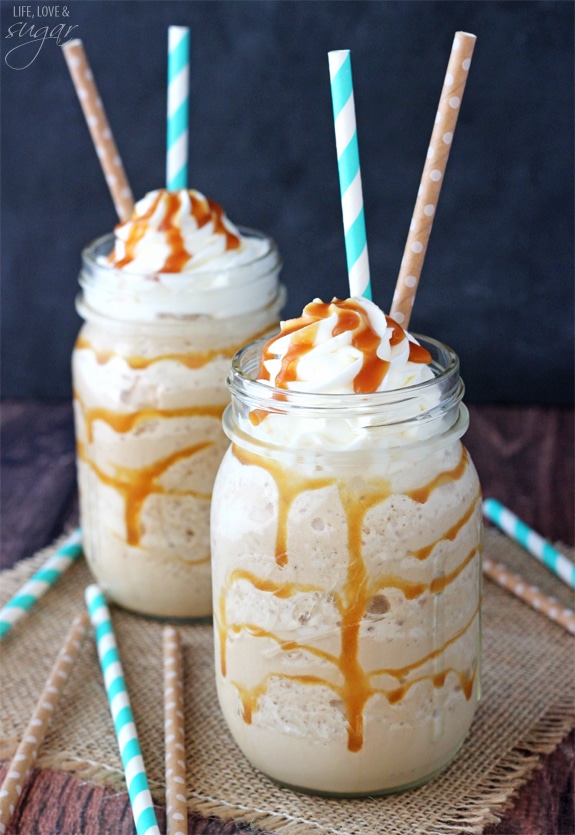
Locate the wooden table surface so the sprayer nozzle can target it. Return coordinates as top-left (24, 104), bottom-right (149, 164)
top-left (1, 400), bottom-right (573, 835)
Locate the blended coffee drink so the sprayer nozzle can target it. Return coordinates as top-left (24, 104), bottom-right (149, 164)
top-left (211, 297), bottom-right (482, 794)
top-left (72, 188), bottom-right (284, 618)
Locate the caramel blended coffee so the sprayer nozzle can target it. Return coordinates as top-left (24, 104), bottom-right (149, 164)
top-left (211, 297), bottom-right (482, 794)
top-left (72, 189), bottom-right (284, 618)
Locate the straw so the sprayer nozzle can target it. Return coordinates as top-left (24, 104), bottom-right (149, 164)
top-left (166, 26), bottom-right (190, 190)
top-left (163, 626), bottom-right (188, 835)
top-left (0, 612), bottom-right (89, 833)
top-left (328, 49), bottom-right (371, 300)
top-left (483, 556), bottom-right (575, 636)
top-left (85, 585), bottom-right (161, 835)
top-left (483, 498), bottom-right (575, 590)
top-left (0, 529), bottom-right (83, 640)
top-left (62, 39), bottom-right (134, 222)
top-left (390, 31), bottom-right (476, 328)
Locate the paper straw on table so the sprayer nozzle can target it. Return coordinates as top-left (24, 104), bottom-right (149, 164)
top-left (166, 26), bottom-right (190, 190)
top-left (483, 556), bottom-right (575, 636)
top-left (85, 585), bottom-right (161, 835)
top-left (62, 39), bottom-right (134, 221)
top-left (163, 627), bottom-right (188, 835)
top-left (328, 50), bottom-right (371, 300)
top-left (0, 529), bottom-right (83, 640)
top-left (390, 32), bottom-right (476, 328)
top-left (0, 612), bottom-right (89, 833)
top-left (483, 498), bottom-right (575, 590)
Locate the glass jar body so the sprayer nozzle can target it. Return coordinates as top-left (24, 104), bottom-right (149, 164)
top-left (210, 337), bottom-right (482, 794)
top-left (72, 233), bottom-right (284, 619)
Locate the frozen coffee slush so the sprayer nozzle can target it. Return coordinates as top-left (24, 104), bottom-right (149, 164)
top-left (72, 188), bottom-right (284, 618)
top-left (211, 297), bottom-right (482, 794)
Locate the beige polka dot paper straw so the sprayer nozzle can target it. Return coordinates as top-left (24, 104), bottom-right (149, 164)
top-left (0, 612), bottom-right (89, 834)
top-left (62, 39), bottom-right (134, 222)
top-left (483, 556), bottom-right (575, 636)
top-left (390, 32), bottom-right (476, 328)
top-left (163, 626), bottom-right (188, 835)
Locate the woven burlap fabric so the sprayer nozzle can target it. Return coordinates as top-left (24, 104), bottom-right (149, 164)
top-left (0, 528), bottom-right (574, 835)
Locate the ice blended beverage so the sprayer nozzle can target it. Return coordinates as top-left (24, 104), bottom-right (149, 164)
top-left (210, 297), bottom-right (482, 794)
top-left (72, 188), bottom-right (284, 618)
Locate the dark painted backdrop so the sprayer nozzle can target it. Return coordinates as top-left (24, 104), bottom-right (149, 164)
top-left (1, 0), bottom-right (573, 403)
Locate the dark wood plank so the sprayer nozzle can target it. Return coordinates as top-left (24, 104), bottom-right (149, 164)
top-left (0, 765), bottom-right (259, 835)
top-left (466, 405), bottom-right (574, 546)
top-left (483, 729), bottom-right (575, 835)
top-left (1, 400), bottom-right (573, 834)
top-left (0, 401), bottom-right (78, 570)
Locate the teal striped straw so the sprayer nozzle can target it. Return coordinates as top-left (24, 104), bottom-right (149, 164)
top-left (483, 498), bottom-right (575, 590)
top-left (0, 528), bottom-right (83, 640)
top-left (85, 585), bottom-right (161, 835)
top-left (166, 26), bottom-right (190, 190)
top-left (328, 50), bottom-right (371, 300)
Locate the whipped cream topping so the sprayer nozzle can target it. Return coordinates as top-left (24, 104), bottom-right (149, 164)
top-left (258, 297), bottom-right (433, 394)
top-left (108, 188), bottom-right (267, 274)
top-left (225, 300), bottom-right (466, 454)
top-left (79, 189), bottom-right (283, 322)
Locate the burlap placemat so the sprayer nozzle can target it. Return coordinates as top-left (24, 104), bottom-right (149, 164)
top-left (1, 528), bottom-right (574, 835)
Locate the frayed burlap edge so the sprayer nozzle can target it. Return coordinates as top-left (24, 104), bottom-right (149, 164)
top-left (1, 531), bottom-right (574, 835)
top-left (4, 697), bottom-right (570, 835)
top-left (174, 700), bottom-right (575, 835)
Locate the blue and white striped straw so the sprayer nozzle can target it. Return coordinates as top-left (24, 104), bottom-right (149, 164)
top-left (85, 585), bottom-right (161, 835)
top-left (166, 26), bottom-right (190, 190)
top-left (483, 498), bottom-right (575, 591)
top-left (0, 528), bottom-right (83, 640)
top-left (328, 50), bottom-right (371, 300)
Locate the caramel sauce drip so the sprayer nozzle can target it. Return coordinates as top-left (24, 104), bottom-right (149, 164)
top-left (217, 443), bottom-right (478, 752)
top-left (109, 189), bottom-right (240, 272)
top-left (74, 389), bottom-right (223, 549)
top-left (413, 495), bottom-right (481, 561)
top-left (77, 439), bottom-right (213, 548)
top-left (79, 401), bottom-right (224, 444)
top-left (228, 602), bottom-right (480, 723)
top-left (232, 444), bottom-right (335, 567)
top-left (75, 324), bottom-right (278, 373)
top-left (227, 568), bottom-right (322, 599)
top-left (371, 545), bottom-right (478, 600)
top-left (407, 447), bottom-right (469, 504)
top-left (257, 299), bottom-right (432, 393)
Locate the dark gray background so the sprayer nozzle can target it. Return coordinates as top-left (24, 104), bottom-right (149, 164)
top-left (1, 0), bottom-right (573, 403)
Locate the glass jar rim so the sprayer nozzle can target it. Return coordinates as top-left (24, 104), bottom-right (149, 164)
top-left (78, 228), bottom-right (283, 322)
top-left (227, 333), bottom-right (464, 422)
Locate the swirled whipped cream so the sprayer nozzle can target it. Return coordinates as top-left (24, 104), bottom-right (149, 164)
top-left (81, 189), bottom-right (282, 321)
top-left (258, 297), bottom-right (433, 394)
top-left (108, 188), bottom-right (267, 273)
top-left (233, 297), bottom-right (444, 453)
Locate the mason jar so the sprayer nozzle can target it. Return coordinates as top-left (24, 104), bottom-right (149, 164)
top-left (211, 334), bottom-right (482, 795)
top-left (72, 230), bottom-right (284, 619)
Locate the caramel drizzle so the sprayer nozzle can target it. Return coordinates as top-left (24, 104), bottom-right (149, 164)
top-left (110, 189), bottom-right (240, 272)
top-left (413, 495), bottom-right (480, 560)
top-left (231, 603), bottom-right (480, 726)
top-left (77, 439), bottom-right (213, 552)
top-left (75, 322), bottom-right (278, 372)
top-left (216, 444), bottom-right (480, 752)
top-left (406, 447), bottom-right (470, 504)
top-left (77, 400), bottom-right (225, 444)
top-left (75, 391), bottom-right (223, 552)
top-left (258, 298), bottom-right (432, 394)
top-left (232, 444), bottom-right (336, 567)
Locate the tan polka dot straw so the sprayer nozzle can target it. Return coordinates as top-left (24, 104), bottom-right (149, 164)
top-left (390, 31), bottom-right (476, 328)
top-left (62, 39), bottom-right (134, 222)
top-left (483, 556), bottom-right (575, 636)
top-left (163, 626), bottom-right (188, 835)
top-left (0, 612), bottom-right (89, 834)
